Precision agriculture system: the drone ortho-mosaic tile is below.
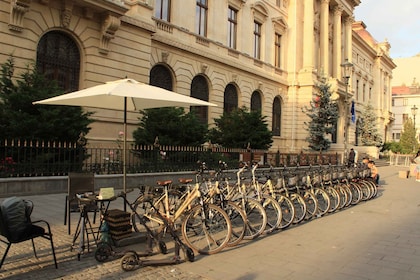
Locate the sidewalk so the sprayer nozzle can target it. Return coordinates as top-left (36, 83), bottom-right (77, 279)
top-left (1, 165), bottom-right (419, 280)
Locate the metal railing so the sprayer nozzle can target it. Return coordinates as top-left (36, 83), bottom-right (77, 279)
top-left (389, 154), bottom-right (415, 167)
top-left (0, 139), bottom-right (339, 177)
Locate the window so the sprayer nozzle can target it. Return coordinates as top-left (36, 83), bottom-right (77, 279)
top-left (403, 98), bottom-right (408, 106)
top-left (274, 33), bottom-right (281, 68)
top-left (227, 6), bottom-right (237, 49)
top-left (36, 31), bottom-right (80, 92)
top-left (251, 91), bottom-right (262, 112)
top-left (272, 96), bottom-right (282, 136)
top-left (155, 0), bottom-right (171, 21)
top-left (253, 21), bottom-right (262, 59)
top-left (276, 0), bottom-right (281, 7)
top-left (224, 84), bottom-right (238, 113)
top-left (190, 75), bottom-right (209, 125)
top-left (356, 80), bottom-right (359, 100)
top-left (402, 114), bottom-right (408, 124)
top-left (196, 0), bottom-right (208, 36)
top-left (362, 83), bottom-right (366, 102)
top-left (150, 64), bottom-right (173, 91)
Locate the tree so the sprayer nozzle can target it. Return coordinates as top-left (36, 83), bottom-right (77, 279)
top-left (399, 118), bottom-right (417, 153)
top-left (133, 107), bottom-right (208, 146)
top-left (358, 103), bottom-right (382, 147)
top-left (303, 82), bottom-right (339, 151)
top-left (208, 106), bottom-right (273, 149)
top-left (0, 56), bottom-right (92, 141)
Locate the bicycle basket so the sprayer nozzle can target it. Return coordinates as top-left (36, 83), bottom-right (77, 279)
top-left (287, 176), bottom-right (297, 187)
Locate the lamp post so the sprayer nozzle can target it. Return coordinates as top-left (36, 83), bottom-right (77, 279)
top-left (412, 104), bottom-right (418, 149)
top-left (341, 59), bottom-right (353, 164)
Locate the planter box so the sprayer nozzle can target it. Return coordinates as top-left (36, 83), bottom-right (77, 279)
top-left (399, 170), bottom-right (410, 179)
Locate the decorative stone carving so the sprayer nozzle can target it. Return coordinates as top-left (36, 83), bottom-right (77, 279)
top-left (232, 74), bottom-right (238, 83)
top-left (61, 9), bottom-right (72, 28)
top-left (99, 14), bottom-right (121, 55)
top-left (161, 52), bottom-right (169, 63)
top-left (201, 63), bottom-right (208, 74)
top-left (9, 0), bottom-right (31, 32)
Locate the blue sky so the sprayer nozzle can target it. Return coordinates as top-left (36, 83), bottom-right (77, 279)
top-left (354, 0), bottom-right (420, 58)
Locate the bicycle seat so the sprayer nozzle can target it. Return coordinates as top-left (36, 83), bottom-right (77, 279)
top-left (178, 178), bottom-right (193, 184)
top-left (156, 180), bottom-right (172, 186)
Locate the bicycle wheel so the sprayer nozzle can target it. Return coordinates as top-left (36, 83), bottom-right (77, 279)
top-left (303, 190), bottom-right (318, 220)
top-left (276, 195), bottom-right (295, 229)
top-left (349, 182), bottom-right (363, 205)
top-left (358, 181), bottom-right (372, 201)
top-left (131, 194), bottom-right (164, 235)
top-left (181, 204), bottom-right (231, 255)
top-left (259, 195), bottom-right (282, 234)
top-left (339, 183), bottom-right (352, 207)
top-left (223, 201), bottom-right (246, 247)
top-left (313, 187), bottom-right (330, 216)
top-left (363, 179), bottom-right (377, 199)
top-left (132, 190), bottom-right (183, 236)
top-left (336, 183), bottom-right (350, 208)
top-left (236, 197), bottom-right (267, 240)
top-left (289, 193), bottom-right (306, 224)
top-left (325, 185), bottom-right (340, 213)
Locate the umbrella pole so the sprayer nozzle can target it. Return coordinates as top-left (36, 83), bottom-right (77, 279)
top-left (123, 97), bottom-right (127, 212)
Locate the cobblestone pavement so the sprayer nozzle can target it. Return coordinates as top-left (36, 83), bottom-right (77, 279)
top-left (1, 165), bottom-right (420, 279)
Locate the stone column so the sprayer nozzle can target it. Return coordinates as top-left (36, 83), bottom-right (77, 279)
top-left (320, 0), bottom-right (330, 76)
top-left (333, 5), bottom-right (343, 78)
top-left (303, 0), bottom-right (314, 69)
top-left (345, 16), bottom-right (354, 63)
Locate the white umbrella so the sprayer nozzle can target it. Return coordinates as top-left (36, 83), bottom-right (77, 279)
top-left (33, 78), bottom-right (217, 191)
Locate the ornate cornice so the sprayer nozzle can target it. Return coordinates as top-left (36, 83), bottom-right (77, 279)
top-left (9, 0), bottom-right (31, 32)
top-left (99, 14), bottom-right (121, 55)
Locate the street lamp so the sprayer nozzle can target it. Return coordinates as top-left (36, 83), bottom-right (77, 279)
top-left (341, 59), bottom-right (353, 164)
top-left (412, 104), bottom-right (418, 146)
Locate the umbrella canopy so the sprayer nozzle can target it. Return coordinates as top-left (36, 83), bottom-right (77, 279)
top-left (33, 78), bottom-right (217, 192)
top-left (33, 78), bottom-right (216, 110)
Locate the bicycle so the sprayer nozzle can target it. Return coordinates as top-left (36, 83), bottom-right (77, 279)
top-left (273, 166), bottom-right (307, 225)
top-left (223, 162), bottom-right (268, 240)
top-left (131, 175), bottom-right (232, 255)
top-left (248, 162), bottom-right (282, 233)
top-left (94, 190), bottom-right (194, 264)
top-left (198, 161), bottom-right (247, 247)
top-left (254, 165), bottom-right (296, 229)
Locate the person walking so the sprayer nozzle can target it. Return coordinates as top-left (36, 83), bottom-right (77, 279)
top-left (413, 149), bottom-right (420, 182)
top-left (348, 148), bottom-right (356, 167)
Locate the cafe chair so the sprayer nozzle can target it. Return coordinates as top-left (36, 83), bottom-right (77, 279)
top-left (64, 172), bottom-right (98, 235)
top-left (0, 196), bottom-right (58, 269)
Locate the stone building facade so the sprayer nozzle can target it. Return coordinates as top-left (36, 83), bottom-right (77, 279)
top-left (0, 0), bottom-right (395, 154)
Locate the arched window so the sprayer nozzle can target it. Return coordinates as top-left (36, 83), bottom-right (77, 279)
top-left (36, 31), bottom-right (80, 92)
top-left (251, 91), bottom-right (262, 112)
top-left (224, 84), bottom-right (238, 113)
top-left (190, 75), bottom-right (209, 124)
top-left (272, 96), bottom-right (282, 136)
top-left (150, 64), bottom-right (173, 90)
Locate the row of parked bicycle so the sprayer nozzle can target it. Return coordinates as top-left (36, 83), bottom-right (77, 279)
top-left (122, 160), bottom-right (378, 260)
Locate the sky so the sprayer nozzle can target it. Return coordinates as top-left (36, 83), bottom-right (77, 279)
top-left (354, 0), bottom-right (420, 58)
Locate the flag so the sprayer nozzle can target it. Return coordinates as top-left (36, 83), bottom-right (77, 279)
top-left (351, 100), bottom-right (356, 123)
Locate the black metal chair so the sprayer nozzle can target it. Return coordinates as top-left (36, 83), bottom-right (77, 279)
top-left (64, 172), bottom-right (98, 234)
top-left (0, 197), bottom-right (58, 269)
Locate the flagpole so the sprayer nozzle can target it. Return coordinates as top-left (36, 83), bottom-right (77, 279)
top-left (123, 97), bottom-right (127, 212)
